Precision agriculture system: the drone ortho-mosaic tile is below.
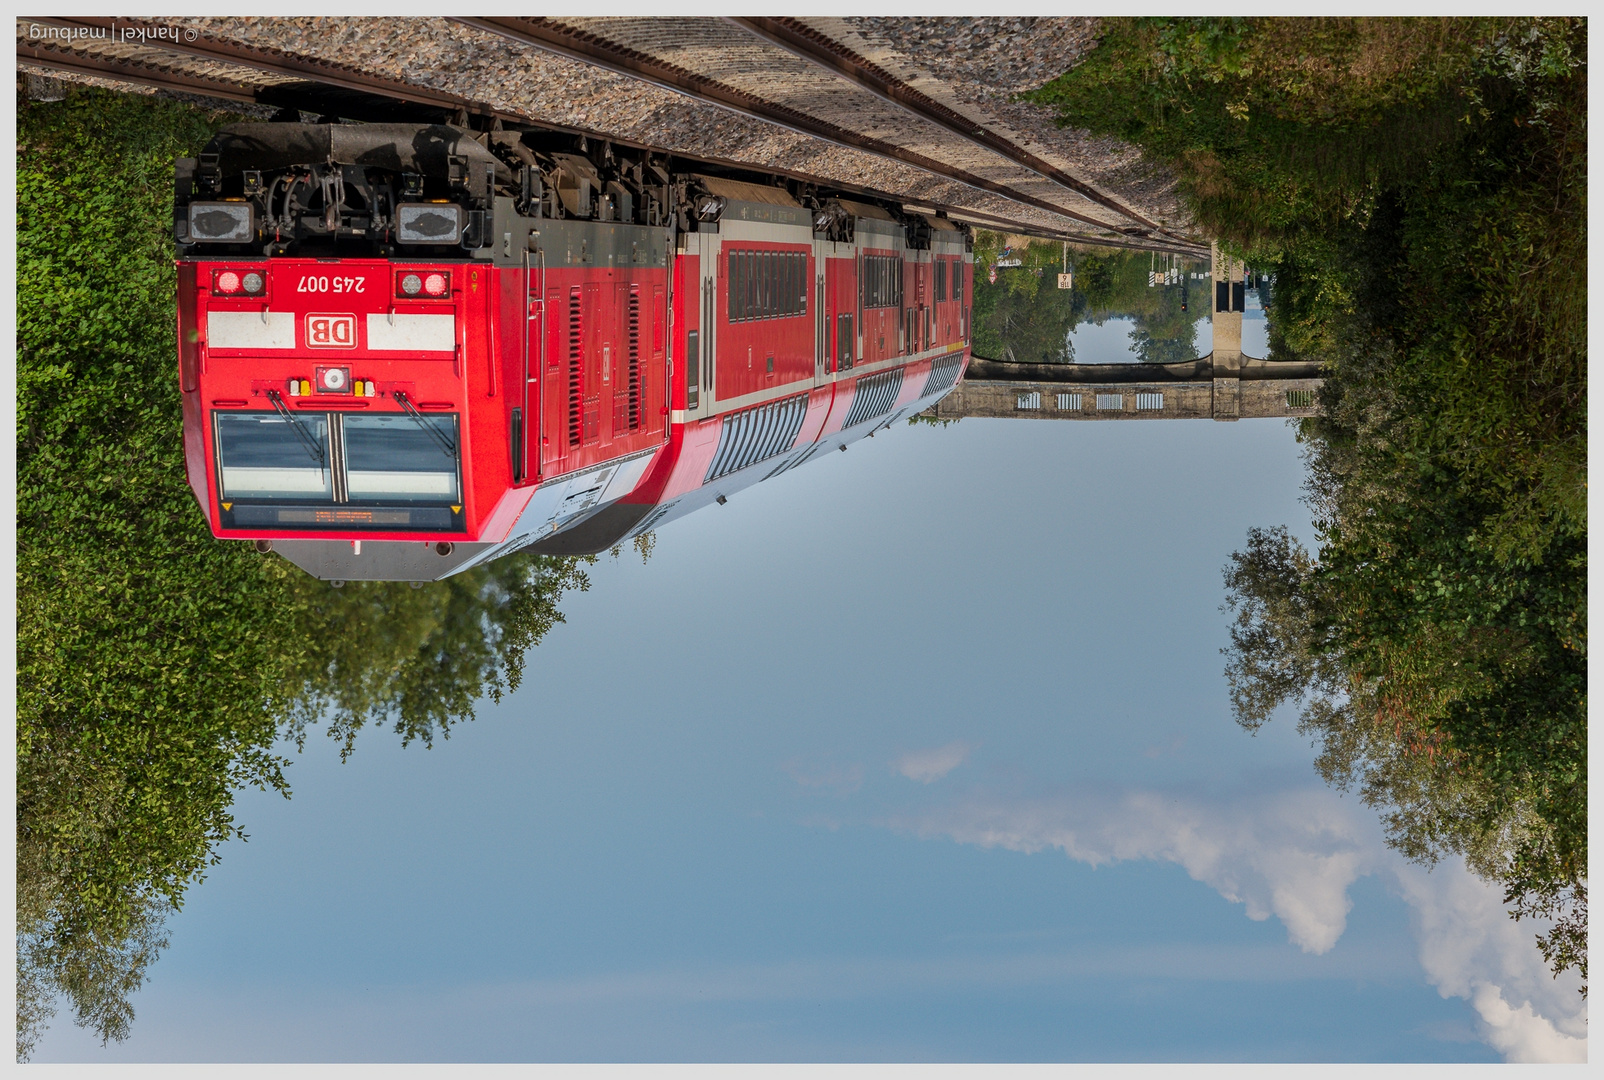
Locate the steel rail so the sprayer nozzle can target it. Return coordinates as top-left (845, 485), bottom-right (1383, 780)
top-left (729, 17), bottom-right (1201, 248)
top-left (17, 44), bottom-right (260, 104)
top-left (24, 16), bottom-right (493, 115)
top-left (15, 22), bottom-right (1203, 257)
top-left (451, 16), bottom-right (1160, 241)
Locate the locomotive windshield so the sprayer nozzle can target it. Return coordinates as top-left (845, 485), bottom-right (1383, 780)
top-left (213, 410), bottom-right (464, 531)
top-left (216, 413), bottom-right (331, 501)
top-left (343, 414), bottom-right (460, 504)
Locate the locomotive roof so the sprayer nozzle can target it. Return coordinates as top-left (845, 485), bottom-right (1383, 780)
top-left (834, 198), bottom-right (900, 222)
top-left (913, 212), bottom-right (965, 233)
top-left (694, 175), bottom-right (803, 208)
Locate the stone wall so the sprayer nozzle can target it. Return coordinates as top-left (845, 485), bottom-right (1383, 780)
top-left (931, 376), bottom-right (1321, 421)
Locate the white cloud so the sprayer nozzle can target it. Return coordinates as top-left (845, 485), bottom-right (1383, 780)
top-left (892, 741), bottom-right (973, 783)
top-left (1470, 983), bottom-right (1587, 1063)
top-left (780, 757), bottom-right (863, 796)
top-left (893, 786), bottom-right (1374, 953)
top-left (888, 783), bottom-right (1588, 1062)
top-left (1391, 860), bottom-right (1587, 1062)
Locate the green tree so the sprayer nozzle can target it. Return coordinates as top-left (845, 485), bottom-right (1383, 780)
top-left (280, 557), bottom-right (592, 760)
top-left (16, 86), bottom-right (593, 1057)
top-left (971, 234), bottom-right (1205, 363)
top-left (1032, 17), bottom-right (1596, 988)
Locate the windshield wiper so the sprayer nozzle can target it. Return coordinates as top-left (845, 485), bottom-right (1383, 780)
top-left (265, 389), bottom-right (327, 467)
top-left (392, 390), bottom-right (458, 459)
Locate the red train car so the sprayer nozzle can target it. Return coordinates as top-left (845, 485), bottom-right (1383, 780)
top-left (174, 122), bottom-right (972, 581)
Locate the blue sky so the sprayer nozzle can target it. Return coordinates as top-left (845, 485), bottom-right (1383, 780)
top-left (33, 413), bottom-right (1586, 1063)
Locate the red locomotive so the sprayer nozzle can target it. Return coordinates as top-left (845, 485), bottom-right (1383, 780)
top-left (174, 122), bottom-right (972, 581)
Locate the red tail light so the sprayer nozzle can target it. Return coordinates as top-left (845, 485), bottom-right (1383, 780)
top-left (213, 268), bottom-right (266, 295)
top-left (396, 270), bottom-right (451, 299)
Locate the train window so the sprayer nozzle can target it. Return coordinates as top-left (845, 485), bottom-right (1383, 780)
top-left (836, 312), bottom-right (854, 370)
top-left (861, 255), bottom-right (902, 309)
top-left (216, 412), bottom-right (332, 501)
top-left (729, 249), bottom-right (808, 322)
top-left (343, 414), bottom-right (460, 503)
top-left (686, 330), bottom-right (699, 409)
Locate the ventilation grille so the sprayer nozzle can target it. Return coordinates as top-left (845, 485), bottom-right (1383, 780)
top-left (1136, 392), bottom-right (1164, 410)
top-left (842, 369), bottom-right (904, 429)
top-left (1057, 392), bottom-right (1081, 411)
top-left (1286, 389), bottom-right (1316, 409)
top-left (627, 288), bottom-right (642, 431)
top-left (705, 394), bottom-right (809, 483)
top-left (921, 354), bottom-right (964, 398)
top-left (1016, 392), bottom-right (1041, 410)
top-left (1096, 393), bottom-right (1124, 411)
top-left (566, 288), bottom-right (582, 446)
top-left (762, 439), bottom-right (830, 483)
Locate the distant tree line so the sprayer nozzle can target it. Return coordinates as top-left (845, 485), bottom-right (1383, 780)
top-left (970, 236), bottom-right (1204, 364)
top-left (1032, 16), bottom-right (1586, 991)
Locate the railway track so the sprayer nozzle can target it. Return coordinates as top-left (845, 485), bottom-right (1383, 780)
top-left (16, 15), bottom-right (1207, 257)
top-left (728, 18), bottom-right (1183, 241)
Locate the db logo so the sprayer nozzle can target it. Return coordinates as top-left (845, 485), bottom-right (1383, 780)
top-left (306, 313), bottom-right (357, 349)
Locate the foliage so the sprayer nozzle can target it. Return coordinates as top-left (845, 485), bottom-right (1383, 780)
top-left (1029, 17), bottom-right (1525, 247)
top-left (1035, 18), bottom-right (1592, 988)
top-left (16, 86), bottom-right (301, 1060)
top-left (280, 557), bottom-right (591, 760)
top-left (16, 87), bottom-right (588, 1056)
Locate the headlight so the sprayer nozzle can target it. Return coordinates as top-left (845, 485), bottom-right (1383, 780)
top-left (397, 203), bottom-right (464, 244)
top-left (187, 202), bottom-right (253, 243)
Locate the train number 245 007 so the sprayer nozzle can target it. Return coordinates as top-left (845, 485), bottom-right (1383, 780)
top-left (297, 275), bottom-right (366, 294)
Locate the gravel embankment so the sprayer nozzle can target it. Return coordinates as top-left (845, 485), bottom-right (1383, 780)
top-left (844, 17), bottom-right (1189, 231)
